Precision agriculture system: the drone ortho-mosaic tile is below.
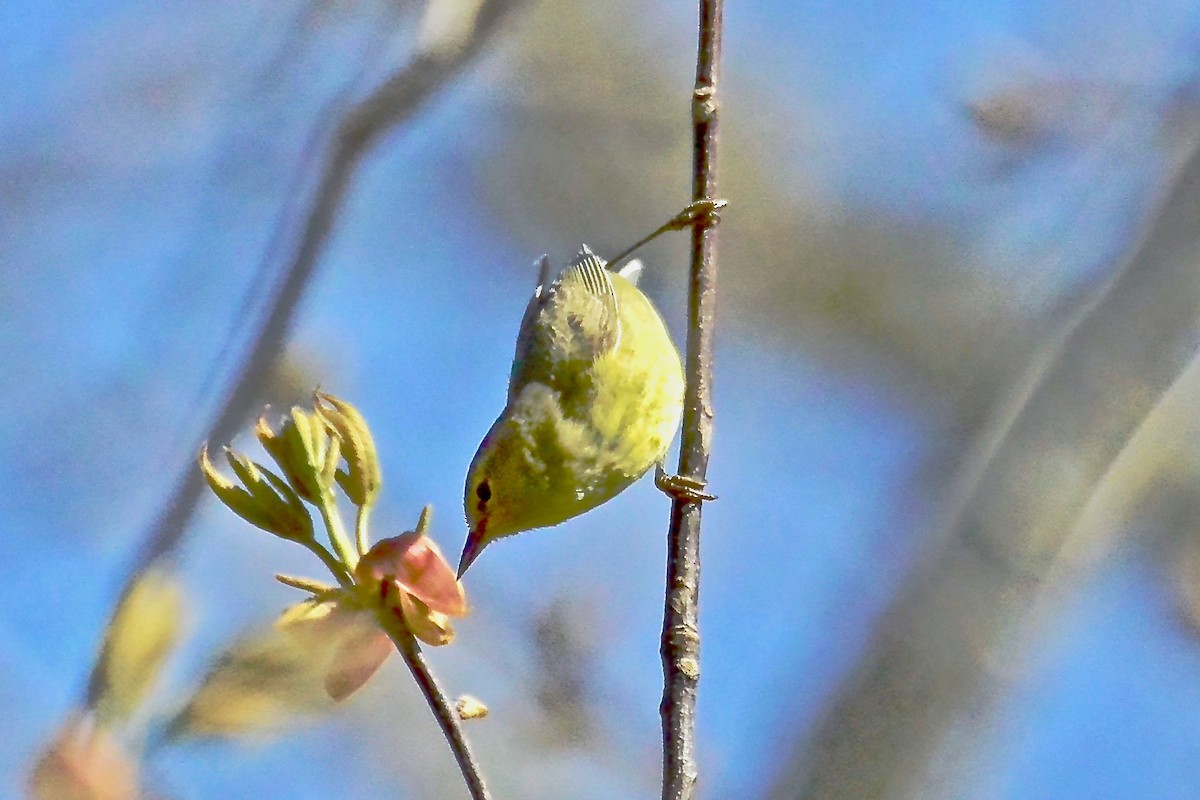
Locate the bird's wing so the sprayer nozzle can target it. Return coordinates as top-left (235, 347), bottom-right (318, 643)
top-left (508, 245), bottom-right (621, 398)
top-left (554, 245), bottom-right (621, 353)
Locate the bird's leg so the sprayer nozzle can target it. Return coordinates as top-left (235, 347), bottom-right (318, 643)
top-left (655, 460), bottom-right (717, 502)
top-left (608, 198), bottom-right (728, 266)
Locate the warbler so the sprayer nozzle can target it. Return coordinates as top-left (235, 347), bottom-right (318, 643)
top-left (458, 243), bottom-right (686, 576)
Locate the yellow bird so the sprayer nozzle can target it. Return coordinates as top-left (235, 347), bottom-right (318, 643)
top-left (458, 243), bottom-right (685, 576)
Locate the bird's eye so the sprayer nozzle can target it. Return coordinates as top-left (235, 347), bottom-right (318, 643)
top-left (476, 480), bottom-right (492, 503)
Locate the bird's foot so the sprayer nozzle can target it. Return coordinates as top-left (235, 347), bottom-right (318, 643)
top-left (655, 461), bottom-right (717, 502)
top-left (607, 199), bottom-right (729, 266)
top-left (664, 198), bottom-right (728, 232)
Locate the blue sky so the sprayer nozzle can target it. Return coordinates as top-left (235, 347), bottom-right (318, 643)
top-left (6, 1), bottom-right (1200, 798)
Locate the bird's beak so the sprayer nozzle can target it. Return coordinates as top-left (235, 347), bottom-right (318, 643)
top-left (457, 530), bottom-right (484, 579)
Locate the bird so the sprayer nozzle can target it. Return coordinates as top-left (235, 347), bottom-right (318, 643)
top-left (457, 244), bottom-right (686, 576)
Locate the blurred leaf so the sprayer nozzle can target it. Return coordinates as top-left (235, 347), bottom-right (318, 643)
top-left (326, 625), bottom-right (393, 702)
top-left (28, 715), bottom-right (139, 800)
top-left (168, 600), bottom-right (377, 738)
top-left (87, 568), bottom-right (185, 726)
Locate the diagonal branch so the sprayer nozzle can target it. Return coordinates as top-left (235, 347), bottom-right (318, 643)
top-left (660, 1), bottom-right (724, 799)
top-left (779, 129), bottom-right (1200, 800)
top-left (86, 0), bottom-right (525, 707)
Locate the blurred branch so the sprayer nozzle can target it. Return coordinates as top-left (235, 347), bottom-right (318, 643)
top-left (87, 0), bottom-right (525, 703)
top-left (660, 2), bottom-right (723, 799)
top-left (775, 128), bottom-right (1200, 799)
top-left (477, 1), bottom-right (1029, 415)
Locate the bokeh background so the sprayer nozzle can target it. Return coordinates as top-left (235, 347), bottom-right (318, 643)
top-left (7, 0), bottom-right (1200, 797)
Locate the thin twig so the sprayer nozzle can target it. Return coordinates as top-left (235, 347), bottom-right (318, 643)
top-left (660, 1), bottom-right (723, 799)
top-left (87, 0), bottom-right (524, 705)
top-left (380, 615), bottom-right (492, 800)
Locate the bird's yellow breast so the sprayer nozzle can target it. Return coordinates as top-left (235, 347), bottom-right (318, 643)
top-left (587, 275), bottom-right (684, 475)
top-left (464, 271), bottom-right (684, 546)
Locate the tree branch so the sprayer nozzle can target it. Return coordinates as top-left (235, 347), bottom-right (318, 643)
top-left (660, 1), bottom-right (723, 798)
top-left (86, 0), bottom-right (525, 706)
top-left (381, 616), bottom-right (492, 800)
top-left (779, 129), bottom-right (1200, 800)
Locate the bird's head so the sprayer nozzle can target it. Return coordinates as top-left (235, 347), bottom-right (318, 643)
top-left (459, 388), bottom-right (586, 576)
top-left (459, 411), bottom-right (542, 577)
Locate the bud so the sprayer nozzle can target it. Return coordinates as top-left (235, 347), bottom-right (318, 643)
top-left (255, 408), bottom-right (338, 504)
top-left (455, 695), bottom-right (489, 721)
top-left (199, 445), bottom-right (314, 543)
top-left (356, 507), bottom-right (468, 646)
top-left (314, 392), bottom-right (380, 507)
